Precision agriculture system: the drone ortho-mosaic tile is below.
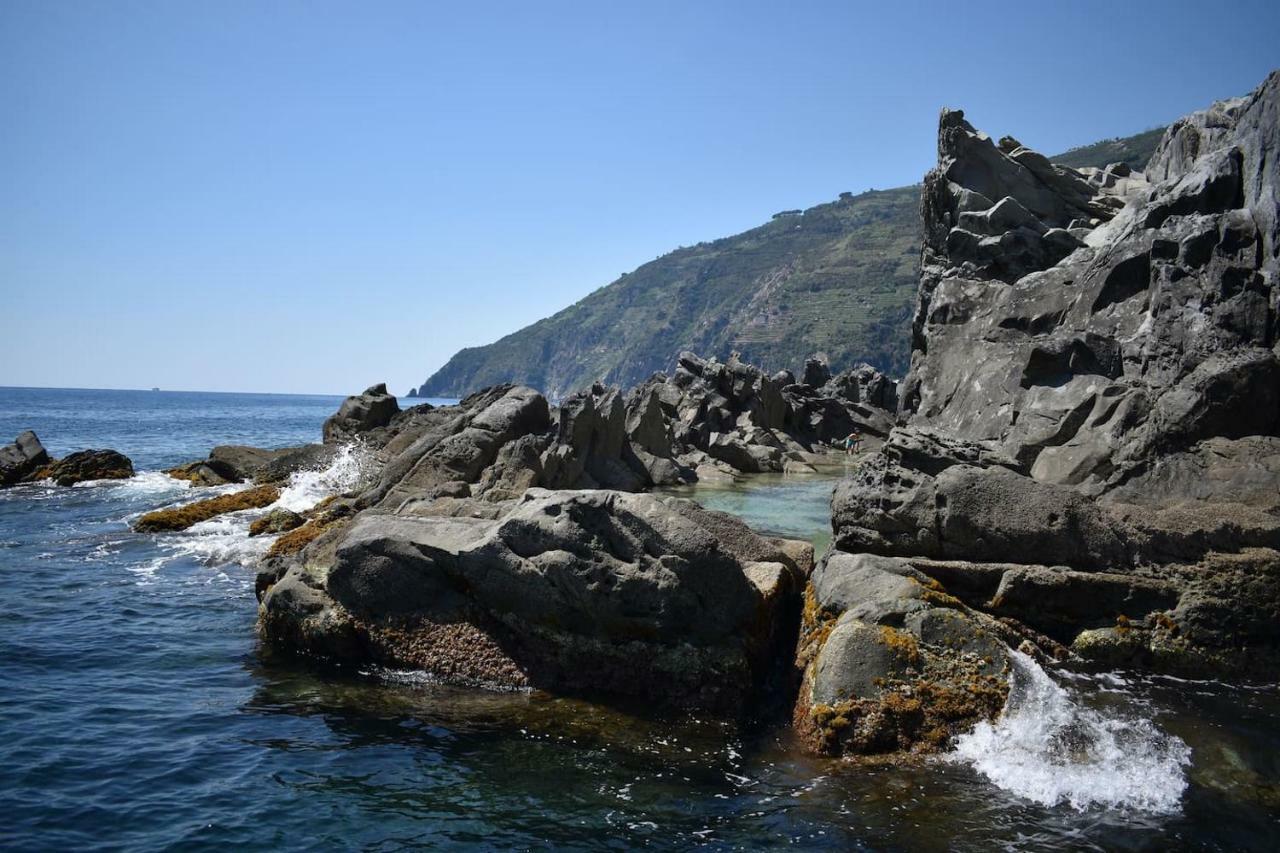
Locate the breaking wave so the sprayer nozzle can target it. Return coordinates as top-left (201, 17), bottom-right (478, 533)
top-left (154, 443), bottom-right (370, 568)
top-left (950, 651), bottom-right (1191, 813)
top-left (275, 442), bottom-right (371, 512)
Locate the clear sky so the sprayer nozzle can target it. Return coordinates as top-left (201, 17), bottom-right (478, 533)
top-left (3, 1), bottom-right (1277, 395)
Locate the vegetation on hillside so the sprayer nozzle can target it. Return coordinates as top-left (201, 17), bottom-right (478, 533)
top-left (1049, 127), bottom-right (1165, 172)
top-left (419, 128), bottom-right (1166, 399)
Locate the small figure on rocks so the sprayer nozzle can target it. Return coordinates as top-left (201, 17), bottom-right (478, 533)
top-left (843, 430), bottom-right (862, 455)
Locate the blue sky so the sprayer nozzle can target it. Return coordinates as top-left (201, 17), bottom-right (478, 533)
top-left (3, 1), bottom-right (1277, 394)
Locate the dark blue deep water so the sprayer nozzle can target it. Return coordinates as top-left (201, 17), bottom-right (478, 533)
top-left (1, 387), bottom-right (1278, 851)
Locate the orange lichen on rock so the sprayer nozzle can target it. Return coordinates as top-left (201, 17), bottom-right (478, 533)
top-left (265, 519), bottom-right (330, 558)
top-left (879, 625), bottom-right (922, 665)
top-left (134, 485), bottom-right (280, 532)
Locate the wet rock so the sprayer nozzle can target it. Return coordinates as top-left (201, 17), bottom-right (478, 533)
top-left (0, 431), bottom-right (50, 486)
top-left (135, 485), bottom-right (280, 532)
top-left (249, 507), bottom-right (304, 537)
top-left (41, 449), bottom-right (134, 486)
top-left (165, 460), bottom-right (237, 486)
top-left (794, 547), bottom-right (1010, 756)
top-left (254, 444), bottom-right (339, 485)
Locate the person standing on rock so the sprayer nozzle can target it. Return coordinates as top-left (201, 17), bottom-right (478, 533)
top-left (844, 430), bottom-right (862, 455)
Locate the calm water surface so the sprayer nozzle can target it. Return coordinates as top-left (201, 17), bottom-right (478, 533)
top-left (1, 388), bottom-right (1277, 851)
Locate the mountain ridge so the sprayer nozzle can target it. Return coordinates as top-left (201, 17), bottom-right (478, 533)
top-left (417, 127), bottom-right (1165, 400)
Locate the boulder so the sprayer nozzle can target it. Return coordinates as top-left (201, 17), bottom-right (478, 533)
top-left (41, 449), bottom-right (134, 486)
top-left (323, 383), bottom-right (401, 444)
top-left (0, 431), bottom-right (50, 486)
top-left (254, 444), bottom-right (339, 484)
top-left (249, 507), bottom-right (305, 537)
top-left (794, 548), bottom-right (1009, 756)
top-left (260, 489), bottom-right (810, 713)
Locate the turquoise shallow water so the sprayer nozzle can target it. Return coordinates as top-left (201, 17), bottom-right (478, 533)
top-left (1, 388), bottom-right (1278, 851)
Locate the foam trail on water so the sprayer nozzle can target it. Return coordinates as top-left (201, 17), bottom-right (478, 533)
top-left (950, 651), bottom-right (1190, 813)
top-left (275, 443), bottom-right (370, 513)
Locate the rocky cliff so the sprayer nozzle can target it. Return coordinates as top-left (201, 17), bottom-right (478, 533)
top-left (796, 71), bottom-right (1280, 757)
top-left (417, 131), bottom-right (1165, 400)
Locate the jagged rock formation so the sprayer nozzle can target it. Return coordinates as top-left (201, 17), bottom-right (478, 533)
top-left (241, 355), bottom-right (893, 714)
top-left (798, 71), bottom-right (1280, 757)
top-left (624, 352), bottom-right (895, 482)
top-left (0, 431), bottom-right (134, 488)
top-left (901, 75), bottom-right (1278, 492)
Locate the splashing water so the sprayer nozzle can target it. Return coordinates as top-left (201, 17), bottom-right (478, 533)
top-left (275, 442), bottom-right (371, 513)
top-left (950, 651), bottom-right (1191, 813)
top-left (151, 443), bottom-right (371, 568)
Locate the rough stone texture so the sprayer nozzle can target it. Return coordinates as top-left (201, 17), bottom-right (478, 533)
top-left (620, 350), bottom-right (897, 481)
top-left (794, 548), bottom-right (1009, 756)
top-left (799, 73), bottom-right (1280, 758)
top-left (249, 507), bottom-right (305, 537)
top-left (260, 489), bottom-right (810, 713)
top-left (135, 485), bottom-right (281, 533)
top-left (40, 449), bottom-right (134, 486)
top-left (0, 431), bottom-right (50, 486)
top-left (323, 383), bottom-right (401, 444)
top-left (900, 73), bottom-right (1280, 496)
top-left (812, 74), bottom-right (1280, 714)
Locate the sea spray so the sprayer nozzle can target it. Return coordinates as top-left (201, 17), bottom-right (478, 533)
top-left (161, 443), bottom-right (371, 566)
top-left (274, 441), bottom-right (372, 513)
top-left (950, 651), bottom-right (1191, 813)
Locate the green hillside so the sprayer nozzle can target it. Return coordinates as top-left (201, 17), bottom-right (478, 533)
top-left (419, 128), bottom-right (1165, 400)
top-left (1049, 126), bottom-right (1165, 171)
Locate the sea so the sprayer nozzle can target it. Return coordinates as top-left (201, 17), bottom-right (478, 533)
top-left (0, 386), bottom-right (1277, 851)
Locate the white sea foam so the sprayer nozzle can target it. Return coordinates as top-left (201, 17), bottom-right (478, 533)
top-left (274, 442), bottom-right (370, 513)
top-left (950, 651), bottom-right (1191, 813)
top-left (167, 513), bottom-right (273, 566)
top-left (75, 470), bottom-right (190, 493)
top-left (152, 443), bottom-right (371, 569)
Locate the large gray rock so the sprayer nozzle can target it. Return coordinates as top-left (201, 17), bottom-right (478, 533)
top-left (822, 72), bottom-right (1280, 687)
top-left (795, 546), bottom-right (1010, 756)
top-left (900, 72), bottom-right (1280, 499)
top-left (261, 489), bottom-right (811, 713)
top-left (0, 431), bottom-right (50, 486)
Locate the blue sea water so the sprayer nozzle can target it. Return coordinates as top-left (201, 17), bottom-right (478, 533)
top-left (1, 387), bottom-right (1278, 851)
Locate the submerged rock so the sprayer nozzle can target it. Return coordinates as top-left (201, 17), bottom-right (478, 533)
top-left (135, 485), bottom-right (281, 533)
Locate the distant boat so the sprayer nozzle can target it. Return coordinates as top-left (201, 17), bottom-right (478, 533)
top-left (151, 387), bottom-right (160, 392)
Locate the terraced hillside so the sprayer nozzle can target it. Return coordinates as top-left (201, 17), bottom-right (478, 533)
top-left (418, 129), bottom-right (1163, 400)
